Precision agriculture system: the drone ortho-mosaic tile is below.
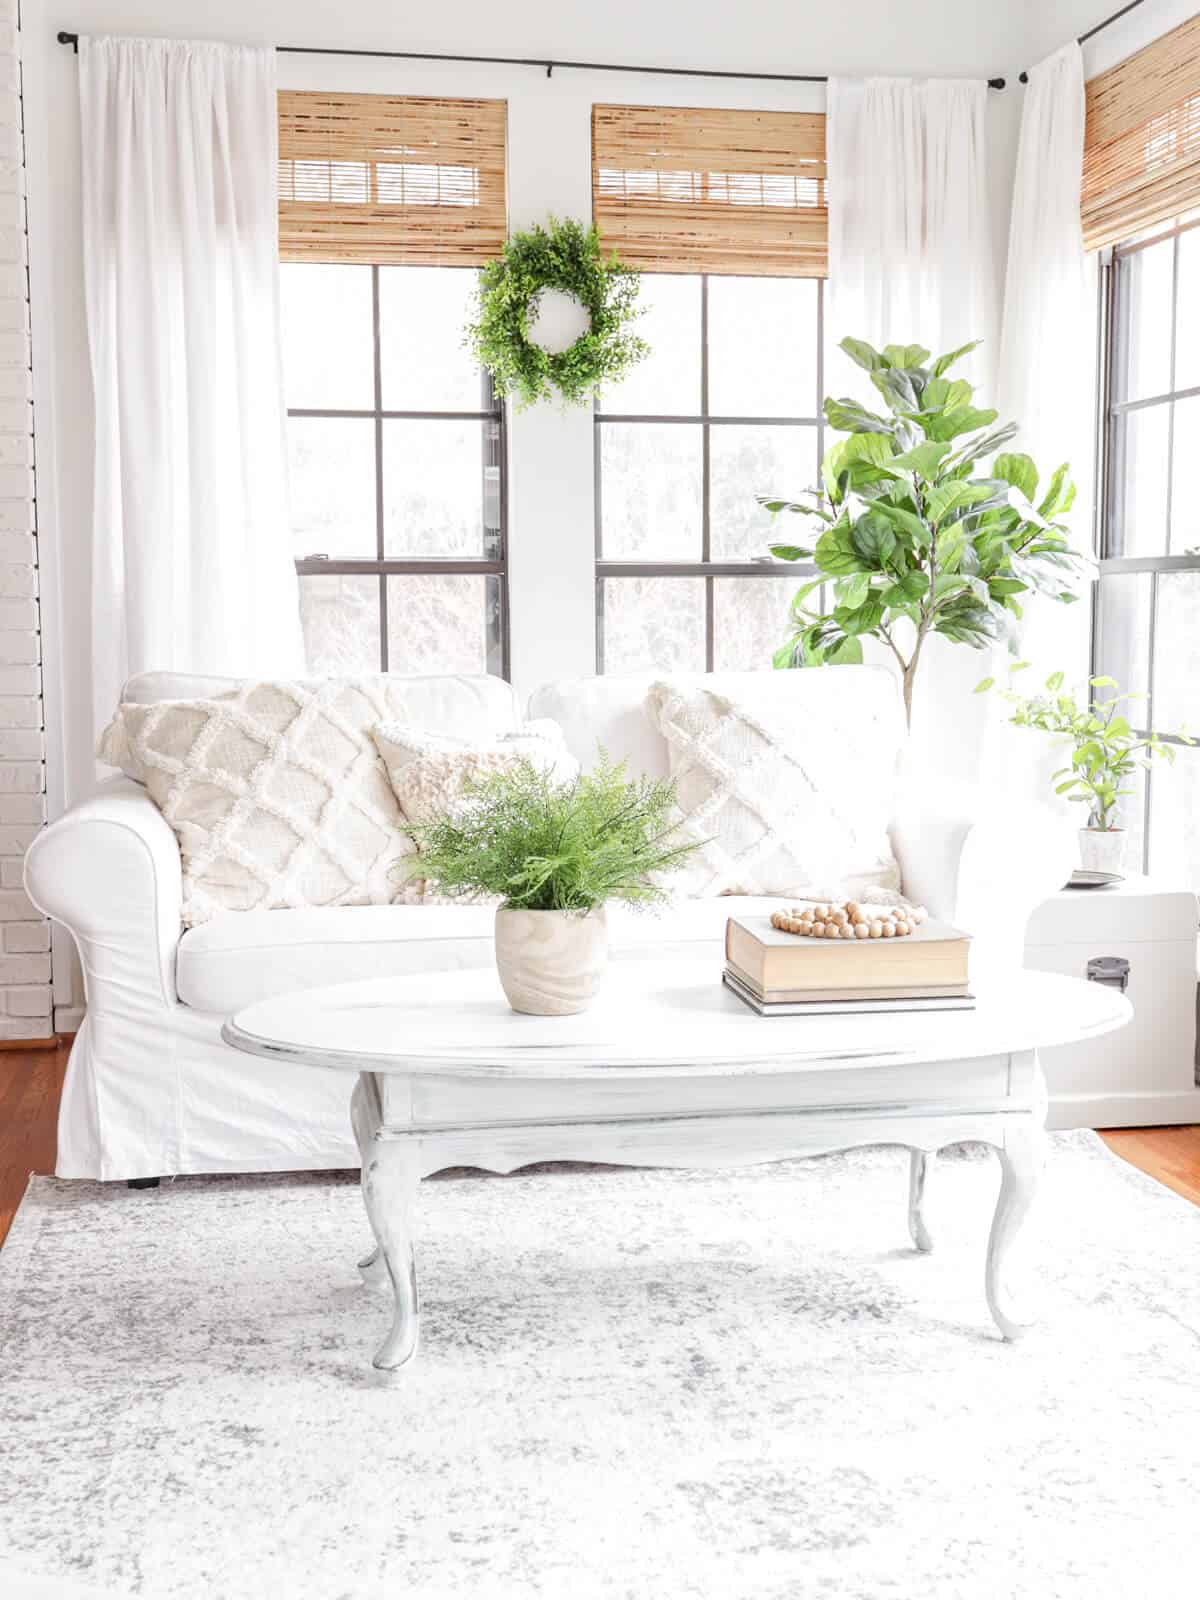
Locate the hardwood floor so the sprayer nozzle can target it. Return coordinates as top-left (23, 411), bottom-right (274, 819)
top-left (1099, 1125), bottom-right (1200, 1207)
top-left (0, 1039), bottom-right (70, 1247)
top-left (0, 1039), bottom-right (1197, 1247)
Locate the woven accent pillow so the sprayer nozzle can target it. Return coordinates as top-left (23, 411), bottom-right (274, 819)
top-left (645, 678), bottom-right (902, 899)
top-left (372, 720), bottom-right (579, 904)
top-left (98, 680), bottom-right (426, 926)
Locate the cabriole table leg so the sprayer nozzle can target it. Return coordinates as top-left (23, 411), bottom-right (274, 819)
top-left (350, 1074), bottom-right (421, 1371)
top-left (984, 1117), bottom-right (1047, 1341)
top-left (907, 1149), bottom-right (935, 1253)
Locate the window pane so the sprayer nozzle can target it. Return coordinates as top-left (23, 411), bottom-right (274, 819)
top-left (710, 424), bottom-right (817, 560)
top-left (712, 577), bottom-right (794, 671)
top-left (599, 274), bottom-right (701, 415)
top-left (1173, 225), bottom-right (1200, 393)
top-left (1096, 572), bottom-right (1152, 706)
top-left (379, 267), bottom-right (486, 412)
top-left (600, 577), bottom-right (705, 673)
top-left (1152, 569), bottom-right (1200, 733)
top-left (1111, 405), bottom-right (1171, 557)
top-left (1114, 237), bottom-right (1174, 404)
top-left (1170, 396), bottom-right (1200, 555)
top-left (386, 574), bottom-right (500, 675)
top-left (382, 419), bottom-right (496, 558)
top-left (708, 277), bottom-right (817, 417)
top-left (598, 423), bottom-right (702, 559)
top-left (299, 575), bottom-right (381, 674)
top-left (288, 417), bottom-right (377, 558)
top-left (1148, 744), bottom-right (1200, 894)
top-left (281, 263), bottom-right (374, 411)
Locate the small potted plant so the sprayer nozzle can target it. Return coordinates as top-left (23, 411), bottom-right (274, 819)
top-left (976, 668), bottom-right (1191, 873)
top-left (401, 755), bottom-right (699, 1015)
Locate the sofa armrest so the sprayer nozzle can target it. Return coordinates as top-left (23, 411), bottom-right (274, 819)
top-left (890, 793), bottom-right (1075, 974)
top-left (25, 776), bottom-right (182, 1008)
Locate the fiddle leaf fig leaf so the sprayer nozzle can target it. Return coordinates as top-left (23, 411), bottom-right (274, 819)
top-left (930, 340), bottom-right (980, 377)
top-left (993, 452), bottom-right (1039, 502)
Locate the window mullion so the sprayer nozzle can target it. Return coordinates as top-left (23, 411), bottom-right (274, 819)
top-left (701, 274), bottom-right (713, 670)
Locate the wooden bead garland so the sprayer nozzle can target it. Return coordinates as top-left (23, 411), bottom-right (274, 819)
top-left (770, 900), bottom-right (929, 940)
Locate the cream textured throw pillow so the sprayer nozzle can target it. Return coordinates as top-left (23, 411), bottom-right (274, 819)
top-left (372, 720), bottom-right (578, 824)
top-left (645, 678), bottom-right (902, 900)
top-left (371, 721), bottom-right (579, 904)
top-left (98, 680), bottom-right (423, 926)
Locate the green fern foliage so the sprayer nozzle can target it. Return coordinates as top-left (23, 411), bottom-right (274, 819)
top-left (400, 754), bottom-right (700, 912)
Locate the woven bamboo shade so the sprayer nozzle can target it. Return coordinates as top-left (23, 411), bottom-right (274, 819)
top-left (278, 91), bottom-right (507, 265)
top-left (592, 103), bottom-right (827, 277)
top-left (1083, 13), bottom-right (1200, 250)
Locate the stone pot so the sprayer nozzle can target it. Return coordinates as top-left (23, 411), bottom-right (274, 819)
top-left (494, 905), bottom-right (609, 1016)
top-left (1078, 826), bottom-right (1126, 875)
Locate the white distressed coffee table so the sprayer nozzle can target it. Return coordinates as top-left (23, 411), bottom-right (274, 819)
top-left (223, 961), bottom-right (1129, 1370)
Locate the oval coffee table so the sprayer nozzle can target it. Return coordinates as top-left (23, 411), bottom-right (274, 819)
top-left (223, 960), bottom-right (1130, 1370)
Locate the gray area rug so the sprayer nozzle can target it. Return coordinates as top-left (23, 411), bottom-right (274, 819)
top-left (2, 1133), bottom-right (1198, 1600)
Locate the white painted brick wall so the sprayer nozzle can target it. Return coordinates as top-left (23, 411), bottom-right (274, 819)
top-left (0, 3), bottom-right (51, 1039)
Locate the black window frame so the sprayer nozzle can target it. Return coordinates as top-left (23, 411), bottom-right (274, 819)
top-left (288, 262), bottom-right (509, 679)
top-left (593, 271), bottom-right (822, 672)
top-left (1093, 215), bottom-right (1200, 873)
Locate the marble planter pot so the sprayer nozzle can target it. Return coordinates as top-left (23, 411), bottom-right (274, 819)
top-left (1079, 827), bottom-right (1126, 875)
top-left (494, 905), bottom-right (609, 1016)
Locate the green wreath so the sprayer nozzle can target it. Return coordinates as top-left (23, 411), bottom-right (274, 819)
top-left (466, 217), bottom-right (649, 409)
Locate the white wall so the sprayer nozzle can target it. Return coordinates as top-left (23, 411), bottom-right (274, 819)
top-left (21, 0), bottom-right (1049, 1021)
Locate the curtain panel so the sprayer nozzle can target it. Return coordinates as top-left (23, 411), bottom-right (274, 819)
top-left (80, 34), bottom-right (304, 736)
top-left (825, 76), bottom-right (997, 786)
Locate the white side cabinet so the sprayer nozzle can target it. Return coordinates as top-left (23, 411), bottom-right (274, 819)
top-left (1024, 875), bottom-right (1200, 1129)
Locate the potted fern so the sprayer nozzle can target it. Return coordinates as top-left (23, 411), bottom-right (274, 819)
top-left (402, 756), bottom-right (699, 1015)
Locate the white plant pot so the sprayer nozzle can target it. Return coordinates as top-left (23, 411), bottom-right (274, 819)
top-left (494, 905), bottom-right (609, 1016)
top-left (1078, 827), bottom-right (1126, 875)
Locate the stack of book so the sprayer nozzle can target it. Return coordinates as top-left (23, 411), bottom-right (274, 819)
top-left (724, 913), bottom-right (973, 1015)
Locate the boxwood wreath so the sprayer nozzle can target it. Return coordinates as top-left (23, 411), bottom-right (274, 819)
top-left (466, 217), bottom-right (649, 408)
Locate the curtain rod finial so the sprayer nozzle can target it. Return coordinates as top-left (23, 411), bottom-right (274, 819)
top-left (988, 76), bottom-right (1006, 90)
top-left (57, 31), bottom-right (79, 51)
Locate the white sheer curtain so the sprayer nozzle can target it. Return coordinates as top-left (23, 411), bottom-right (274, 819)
top-left (826, 77), bottom-right (997, 782)
top-left (80, 35), bottom-right (304, 734)
top-left (827, 78), bottom-right (996, 399)
top-left (988, 44), bottom-right (1096, 801)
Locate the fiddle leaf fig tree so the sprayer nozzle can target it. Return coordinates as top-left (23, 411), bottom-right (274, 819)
top-left (761, 337), bottom-right (1090, 726)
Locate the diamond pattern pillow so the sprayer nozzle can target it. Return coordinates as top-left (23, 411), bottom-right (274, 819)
top-left (98, 680), bottom-right (425, 925)
top-left (371, 720), bottom-right (579, 904)
top-left (645, 678), bottom-right (902, 899)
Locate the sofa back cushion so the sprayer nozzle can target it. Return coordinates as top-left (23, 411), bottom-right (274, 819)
top-left (99, 674), bottom-right (519, 926)
top-left (645, 669), bottom-right (904, 899)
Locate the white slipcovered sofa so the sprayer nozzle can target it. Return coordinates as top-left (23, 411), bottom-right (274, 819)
top-left (26, 666), bottom-right (1073, 1181)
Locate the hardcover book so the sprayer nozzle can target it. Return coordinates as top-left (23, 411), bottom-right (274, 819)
top-left (725, 914), bottom-right (971, 995)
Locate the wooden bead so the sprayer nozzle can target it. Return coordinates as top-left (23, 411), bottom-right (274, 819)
top-left (854, 922), bottom-right (870, 939)
top-left (869, 921), bottom-right (883, 938)
top-left (881, 922), bottom-right (894, 937)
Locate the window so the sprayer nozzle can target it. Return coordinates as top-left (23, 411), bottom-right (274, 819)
top-left (592, 104), bottom-right (826, 672)
top-left (283, 263), bottom-right (506, 676)
top-left (279, 92), bottom-right (508, 676)
top-left (595, 273), bottom-right (822, 672)
top-left (1093, 214), bottom-right (1200, 887)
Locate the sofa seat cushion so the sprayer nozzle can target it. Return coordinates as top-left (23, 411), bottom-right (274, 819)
top-left (180, 897), bottom-right (786, 1014)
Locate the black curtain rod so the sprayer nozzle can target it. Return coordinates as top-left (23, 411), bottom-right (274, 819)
top-left (53, 32), bottom-right (1007, 89)
top-left (1018, 0), bottom-right (1147, 83)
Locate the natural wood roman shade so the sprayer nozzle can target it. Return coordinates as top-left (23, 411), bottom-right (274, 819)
top-left (592, 103), bottom-right (827, 277)
top-left (1083, 13), bottom-right (1200, 250)
top-left (278, 91), bottom-right (507, 265)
